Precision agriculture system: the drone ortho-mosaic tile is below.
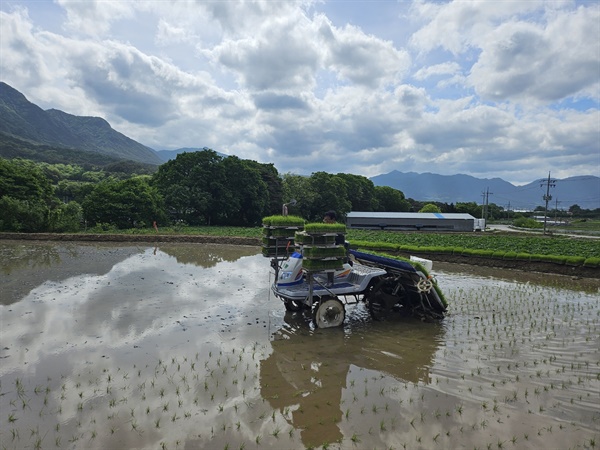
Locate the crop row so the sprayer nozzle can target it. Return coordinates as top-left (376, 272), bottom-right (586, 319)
top-left (81, 226), bottom-right (600, 259)
top-left (351, 240), bottom-right (600, 267)
top-left (347, 230), bottom-right (600, 259)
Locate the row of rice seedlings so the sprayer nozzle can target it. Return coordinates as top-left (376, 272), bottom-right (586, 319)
top-left (430, 280), bottom-right (598, 448)
top-left (330, 281), bottom-right (599, 449)
top-left (2, 276), bottom-right (597, 449)
top-left (1, 342), bottom-right (307, 450)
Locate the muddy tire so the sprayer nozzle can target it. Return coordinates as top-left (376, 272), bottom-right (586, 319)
top-left (313, 298), bottom-right (345, 328)
top-left (283, 299), bottom-right (304, 312)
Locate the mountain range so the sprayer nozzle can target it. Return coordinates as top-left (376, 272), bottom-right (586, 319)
top-left (0, 82), bottom-right (162, 165)
top-left (1, 81), bottom-right (598, 209)
top-left (371, 171), bottom-right (599, 210)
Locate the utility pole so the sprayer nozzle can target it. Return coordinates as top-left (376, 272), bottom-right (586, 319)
top-left (541, 172), bottom-right (556, 235)
top-left (481, 188), bottom-right (492, 221)
top-left (481, 191), bottom-right (485, 219)
top-left (554, 198), bottom-right (560, 224)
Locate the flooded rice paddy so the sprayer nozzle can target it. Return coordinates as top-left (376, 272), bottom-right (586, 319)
top-left (0, 241), bottom-right (598, 450)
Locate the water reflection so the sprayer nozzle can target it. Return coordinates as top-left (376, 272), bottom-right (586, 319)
top-left (0, 243), bottom-right (271, 377)
top-left (159, 243), bottom-right (259, 267)
top-left (261, 312), bottom-right (443, 447)
top-left (0, 241), bottom-right (145, 305)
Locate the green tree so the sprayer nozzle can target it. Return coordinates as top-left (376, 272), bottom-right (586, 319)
top-left (486, 203), bottom-right (504, 220)
top-left (336, 173), bottom-right (377, 212)
top-left (249, 161), bottom-right (283, 217)
top-left (373, 186), bottom-right (411, 212)
top-left (217, 156), bottom-right (268, 226)
top-left (0, 158), bottom-right (54, 204)
top-left (152, 150), bottom-right (278, 226)
top-left (282, 173), bottom-right (317, 219)
top-left (0, 158), bottom-right (55, 231)
top-left (0, 196), bottom-right (49, 232)
top-left (308, 172), bottom-right (352, 221)
top-left (82, 176), bottom-right (166, 229)
top-left (419, 203), bottom-right (442, 213)
top-left (48, 201), bottom-right (83, 232)
top-left (152, 150), bottom-right (223, 225)
top-left (55, 180), bottom-right (96, 203)
top-left (455, 201), bottom-right (480, 217)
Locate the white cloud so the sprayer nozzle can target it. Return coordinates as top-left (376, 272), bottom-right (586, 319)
top-left (318, 16), bottom-right (411, 88)
top-left (56, 0), bottom-right (135, 36)
top-left (409, 0), bottom-right (553, 55)
top-left (0, 0), bottom-right (597, 185)
top-left (413, 62), bottom-right (461, 80)
top-left (470, 6), bottom-right (600, 103)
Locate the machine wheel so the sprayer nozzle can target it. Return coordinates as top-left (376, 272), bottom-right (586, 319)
top-left (366, 276), bottom-right (402, 321)
top-left (283, 299), bottom-right (304, 312)
top-left (417, 278), bottom-right (433, 293)
top-left (313, 298), bottom-right (345, 328)
top-left (368, 294), bottom-right (388, 320)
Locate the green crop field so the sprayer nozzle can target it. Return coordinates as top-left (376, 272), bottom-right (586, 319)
top-left (346, 230), bottom-right (600, 258)
top-left (85, 225), bottom-right (600, 259)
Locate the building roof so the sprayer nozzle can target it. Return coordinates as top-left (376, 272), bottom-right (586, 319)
top-left (346, 212), bottom-right (476, 220)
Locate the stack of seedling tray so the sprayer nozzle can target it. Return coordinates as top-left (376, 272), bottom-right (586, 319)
top-left (261, 215), bottom-right (305, 257)
top-left (295, 222), bottom-right (347, 272)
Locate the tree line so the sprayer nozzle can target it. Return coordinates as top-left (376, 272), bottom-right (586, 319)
top-left (1, 151), bottom-right (596, 232)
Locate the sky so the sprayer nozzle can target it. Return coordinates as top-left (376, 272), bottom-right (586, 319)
top-left (0, 0), bottom-right (598, 185)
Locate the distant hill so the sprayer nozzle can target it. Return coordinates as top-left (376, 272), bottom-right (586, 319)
top-left (370, 171), bottom-right (600, 210)
top-left (0, 82), bottom-right (162, 165)
top-left (0, 133), bottom-right (158, 174)
top-left (155, 147), bottom-right (228, 162)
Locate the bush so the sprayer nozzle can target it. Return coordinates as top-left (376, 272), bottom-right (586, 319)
top-left (513, 217), bottom-right (543, 229)
top-left (48, 201), bottom-right (83, 232)
top-left (0, 196), bottom-right (48, 232)
top-left (88, 222), bottom-right (119, 233)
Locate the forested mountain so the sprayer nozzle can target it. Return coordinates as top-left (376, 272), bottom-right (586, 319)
top-left (371, 171), bottom-right (600, 210)
top-left (0, 133), bottom-right (157, 174)
top-left (0, 82), bottom-right (162, 165)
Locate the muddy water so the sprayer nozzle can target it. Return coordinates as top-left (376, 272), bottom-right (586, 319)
top-left (0, 241), bottom-right (598, 450)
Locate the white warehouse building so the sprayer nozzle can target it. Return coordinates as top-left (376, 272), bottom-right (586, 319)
top-left (346, 212), bottom-right (482, 232)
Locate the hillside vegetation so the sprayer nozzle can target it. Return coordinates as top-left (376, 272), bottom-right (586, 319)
top-left (0, 82), bottom-right (162, 165)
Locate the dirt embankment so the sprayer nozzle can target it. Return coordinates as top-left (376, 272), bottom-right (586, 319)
top-left (1, 232), bottom-right (598, 279)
